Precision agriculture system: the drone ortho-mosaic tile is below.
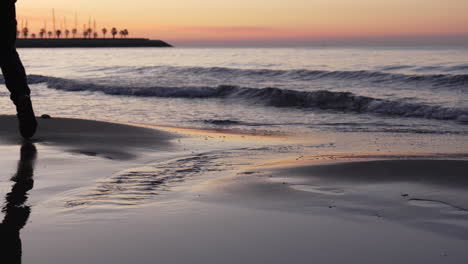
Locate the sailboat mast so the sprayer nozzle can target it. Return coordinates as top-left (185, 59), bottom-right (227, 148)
top-left (52, 9), bottom-right (56, 37)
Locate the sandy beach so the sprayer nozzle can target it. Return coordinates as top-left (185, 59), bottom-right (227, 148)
top-left (0, 115), bottom-right (467, 264)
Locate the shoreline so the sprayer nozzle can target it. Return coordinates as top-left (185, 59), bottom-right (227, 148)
top-left (0, 116), bottom-right (467, 263)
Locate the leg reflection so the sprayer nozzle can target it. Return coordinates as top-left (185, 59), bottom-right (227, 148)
top-left (0, 143), bottom-right (37, 264)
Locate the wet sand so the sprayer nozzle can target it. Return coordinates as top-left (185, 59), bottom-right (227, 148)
top-left (0, 116), bottom-right (467, 264)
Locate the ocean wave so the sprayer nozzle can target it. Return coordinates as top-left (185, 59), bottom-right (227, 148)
top-left (8, 65), bottom-right (466, 89)
top-left (21, 74), bottom-right (468, 124)
top-left (379, 65), bottom-right (414, 71)
top-left (203, 119), bottom-right (242, 125)
top-left (0, 64), bottom-right (468, 90)
top-left (161, 66), bottom-right (468, 87)
top-left (446, 64), bottom-right (468, 72)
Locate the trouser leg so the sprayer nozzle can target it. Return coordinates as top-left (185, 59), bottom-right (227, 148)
top-left (1, 51), bottom-right (31, 102)
top-left (0, 0), bottom-right (31, 103)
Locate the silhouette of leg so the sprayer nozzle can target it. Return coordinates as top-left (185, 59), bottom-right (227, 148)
top-left (0, 143), bottom-right (37, 264)
top-left (1, 50), bottom-right (31, 101)
top-left (0, 0), bottom-right (30, 99)
top-left (0, 0), bottom-right (37, 138)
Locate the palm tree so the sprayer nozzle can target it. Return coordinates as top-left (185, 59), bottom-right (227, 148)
top-left (39, 29), bottom-right (46, 38)
top-left (111, 27), bottom-right (117, 39)
top-left (55, 29), bottom-right (62, 38)
top-left (47, 31), bottom-right (53, 38)
top-left (31, 33), bottom-right (36, 39)
top-left (93, 32), bottom-right (98, 38)
top-left (87, 28), bottom-right (92, 39)
top-left (65, 29), bottom-right (70, 38)
top-left (123, 29), bottom-right (129, 38)
top-left (72, 28), bottom-right (77, 38)
top-left (22, 27), bottom-right (29, 39)
top-left (102, 28), bottom-right (107, 38)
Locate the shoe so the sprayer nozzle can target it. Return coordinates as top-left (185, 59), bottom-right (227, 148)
top-left (15, 95), bottom-right (38, 139)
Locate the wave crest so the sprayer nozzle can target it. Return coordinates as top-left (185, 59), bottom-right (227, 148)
top-left (20, 74), bottom-right (468, 124)
top-left (166, 66), bottom-right (468, 87)
top-left (14, 65), bottom-right (468, 88)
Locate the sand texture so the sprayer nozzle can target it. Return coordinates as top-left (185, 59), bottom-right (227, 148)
top-left (0, 116), bottom-right (467, 264)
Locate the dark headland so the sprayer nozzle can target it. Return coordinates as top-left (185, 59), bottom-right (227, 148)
top-left (16, 38), bottom-right (173, 48)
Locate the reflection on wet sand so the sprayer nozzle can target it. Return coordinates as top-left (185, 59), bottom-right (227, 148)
top-left (0, 143), bottom-right (37, 264)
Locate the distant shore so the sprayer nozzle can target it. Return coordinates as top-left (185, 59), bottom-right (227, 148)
top-left (16, 38), bottom-right (173, 48)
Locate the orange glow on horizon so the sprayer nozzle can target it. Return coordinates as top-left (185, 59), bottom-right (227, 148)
top-left (15, 0), bottom-right (468, 46)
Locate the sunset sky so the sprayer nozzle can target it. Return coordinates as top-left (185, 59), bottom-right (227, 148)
top-left (16, 0), bottom-right (468, 46)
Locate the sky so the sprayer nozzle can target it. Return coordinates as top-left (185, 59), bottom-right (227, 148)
top-left (16, 0), bottom-right (468, 46)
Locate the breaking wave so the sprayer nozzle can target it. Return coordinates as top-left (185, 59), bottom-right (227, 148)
top-left (15, 74), bottom-right (468, 123)
top-left (5, 65), bottom-right (466, 88)
top-left (130, 66), bottom-right (468, 87)
top-left (156, 66), bottom-right (465, 87)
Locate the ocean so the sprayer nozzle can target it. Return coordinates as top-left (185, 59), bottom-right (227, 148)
top-left (1, 47), bottom-right (468, 136)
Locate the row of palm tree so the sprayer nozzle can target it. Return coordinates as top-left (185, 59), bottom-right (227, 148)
top-left (17, 27), bottom-right (129, 39)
